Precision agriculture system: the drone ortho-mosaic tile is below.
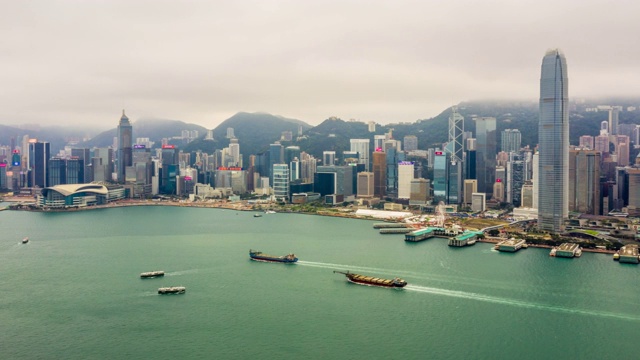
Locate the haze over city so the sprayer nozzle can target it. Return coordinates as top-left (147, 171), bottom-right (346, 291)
top-left (2, 0), bottom-right (640, 129)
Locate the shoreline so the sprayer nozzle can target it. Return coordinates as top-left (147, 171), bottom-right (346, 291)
top-left (0, 197), bottom-right (625, 256)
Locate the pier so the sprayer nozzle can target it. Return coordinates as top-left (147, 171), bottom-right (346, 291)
top-left (373, 223), bottom-right (409, 229)
top-left (494, 238), bottom-right (527, 252)
top-left (616, 245), bottom-right (640, 264)
top-left (448, 232), bottom-right (479, 247)
top-left (550, 243), bottom-right (582, 258)
top-left (380, 228), bottom-right (413, 234)
top-left (405, 227), bottom-right (441, 242)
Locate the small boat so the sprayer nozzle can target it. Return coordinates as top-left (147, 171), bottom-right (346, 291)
top-left (254, 214), bottom-right (262, 217)
top-left (22, 237), bottom-right (29, 244)
top-left (158, 286), bottom-right (186, 295)
top-left (140, 271), bottom-right (165, 278)
top-left (249, 249), bottom-right (298, 263)
top-left (333, 271), bottom-right (407, 288)
top-left (265, 210), bottom-right (276, 214)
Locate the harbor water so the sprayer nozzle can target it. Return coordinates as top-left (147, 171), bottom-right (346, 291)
top-left (1, 206), bottom-right (638, 359)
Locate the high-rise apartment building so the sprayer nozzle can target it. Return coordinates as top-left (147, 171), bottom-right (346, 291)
top-left (501, 129), bottom-right (522, 153)
top-left (117, 110), bottom-right (133, 183)
top-left (538, 49), bottom-right (569, 233)
top-left (403, 135), bottom-right (418, 152)
top-left (579, 135), bottom-right (594, 149)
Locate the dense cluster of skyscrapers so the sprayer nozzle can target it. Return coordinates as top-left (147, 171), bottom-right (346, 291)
top-left (2, 50), bottom-right (640, 233)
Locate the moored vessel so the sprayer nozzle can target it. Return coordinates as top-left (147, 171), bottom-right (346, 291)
top-left (333, 271), bottom-right (407, 288)
top-left (140, 270), bottom-right (165, 278)
top-left (22, 237), bottom-right (29, 244)
top-left (249, 250), bottom-right (298, 263)
top-left (158, 286), bottom-right (186, 294)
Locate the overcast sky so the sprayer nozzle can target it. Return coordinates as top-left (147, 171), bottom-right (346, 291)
top-left (1, 0), bottom-right (639, 130)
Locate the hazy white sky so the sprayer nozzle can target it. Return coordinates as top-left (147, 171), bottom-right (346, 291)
top-left (1, 0), bottom-right (639, 129)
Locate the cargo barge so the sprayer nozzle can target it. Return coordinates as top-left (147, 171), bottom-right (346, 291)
top-left (158, 286), bottom-right (186, 294)
top-left (333, 271), bottom-right (407, 288)
top-left (140, 270), bottom-right (165, 278)
top-left (249, 250), bottom-right (298, 263)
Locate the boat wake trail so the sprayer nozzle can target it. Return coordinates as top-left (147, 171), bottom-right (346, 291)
top-left (166, 269), bottom-right (200, 276)
top-left (297, 261), bottom-right (391, 274)
top-left (405, 285), bottom-right (640, 322)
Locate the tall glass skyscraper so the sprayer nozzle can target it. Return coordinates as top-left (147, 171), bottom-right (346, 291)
top-left (538, 49), bottom-right (569, 233)
top-left (117, 110), bottom-right (133, 183)
top-left (475, 117), bottom-right (496, 196)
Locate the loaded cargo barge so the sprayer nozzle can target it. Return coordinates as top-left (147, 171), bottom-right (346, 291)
top-left (140, 270), bottom-right (165, 278)
top-left (333, 271), bottom-right (407, 288)
top-left (158, 286), bottom-right (186, 294)
top-left (249, 250), bottom-right (298, 263)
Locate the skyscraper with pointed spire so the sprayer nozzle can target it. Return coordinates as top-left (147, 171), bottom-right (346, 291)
top-left (538, 49), bottom-right (569, 233)
top-left (117, 110), bottom-right (133, 183)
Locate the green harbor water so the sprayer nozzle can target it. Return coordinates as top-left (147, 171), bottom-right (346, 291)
top-left (1, 206), bottom-right (638, 359)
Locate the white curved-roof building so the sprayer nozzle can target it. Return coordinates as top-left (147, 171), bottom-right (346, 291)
top-left (38, 183), bottom-right (125, 208)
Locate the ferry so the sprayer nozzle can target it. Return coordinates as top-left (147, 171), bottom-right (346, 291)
top-left (22, 237), bottom-right (29, 244)
top-left (158, 286), bottom-right (186, 294)
top-left (249, 250), bottom-right (298, 263)
top-left (333, 271), bottom-right (407, 288)
top-left (140, 270), bottom-right (165, 278)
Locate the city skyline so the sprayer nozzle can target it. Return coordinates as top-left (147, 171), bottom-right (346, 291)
top-left (2, 1), bottom-right (640, 129)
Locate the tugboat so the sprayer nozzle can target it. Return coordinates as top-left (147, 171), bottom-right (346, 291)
top-left (22, 237), bottom-right (29, 244)
top-left (333, 271), bottom-right (407, 288)
top-left (140, 271), bottom-right (165, 278)
top-left (158, 286), bottom-right (186, 294)
top-left (249, 250), bottom-right (298, 263)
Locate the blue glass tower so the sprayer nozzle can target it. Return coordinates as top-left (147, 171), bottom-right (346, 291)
top-left (538, 49), bottom-right (569, 233)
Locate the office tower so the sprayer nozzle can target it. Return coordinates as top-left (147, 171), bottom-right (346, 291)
top-left (228, 138), bottom-right (241, 167)
top-left (432, 151), bottom-right (448, 204)
top-left (373, 135), bottom-right (386, 151)
top-left (614, 135), bottom-right (630, 166)
top-left (501, 129), bottom-right (522, 153)
top-left (532, 151), bottom-right (539, 209)
top-left (409, 178), bottom-right (430, 205)
top-left (448, 107), bottom-right (464, 162)
top-left (0, 163), bottom-right (7, 190)
top-left (385, 146), bottom-right (405, 197)
top-left (161, 145), bottom-right (178, 194)
top-left (475, 117), bottom-right (497, 196)
top-left (226, 128), bottom-right (235, 139)
top-left (372, 150), bottom-right (386, 198)
top-left (342, 151), bottom-right (359, 167)
top-left (269, 142), bottom-right (284, 184)
top-left (71, 148), bottom-right (92, 183)
top-left (466, 138), bottom-right (476, 151)
top-left (117, 110), bottom-right (133, 183)
top-left (289, 158), bottom-right (300, 181)
top-left (350, 139), bottom-right (370, 171)
top-left (404, 135), bottom-right (418, 152)
top-left (397, 161), bottom-right (414, 199)
top-left (368, 121), bottom-right (376, 132)
top-left (285, 146), bottom-right (301, 166)
top-left (314, 165), bottom-right (354, 197)
top-left (28, 141), bottom-right (50, 188)
top-left (471, 193), bottom-right (486, 212)
top-left (463, 179), bottom-right (477, 206)
top-left (579, 135), bottom-right (594, 149)
top-left (323, 151), bottom-right (336, 166)
top-left (569, 149), bottom-right (600, 214)
top-left (506, 153), bottom-right (525, 206)
top-left (538, 49), bottom-right (569, 233)
top-left (493, 179), bottom-right (505, 203)
top-left (594, 134), bottom-right (609, 154)
top-left (521, 182), bottom-right (534, 208)
top-left (357, 172), bottom-right (374, 198)
top-left (626, 168), bottom-right (640, 216)
top-left (609, 107), bottom-right (620, 135)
